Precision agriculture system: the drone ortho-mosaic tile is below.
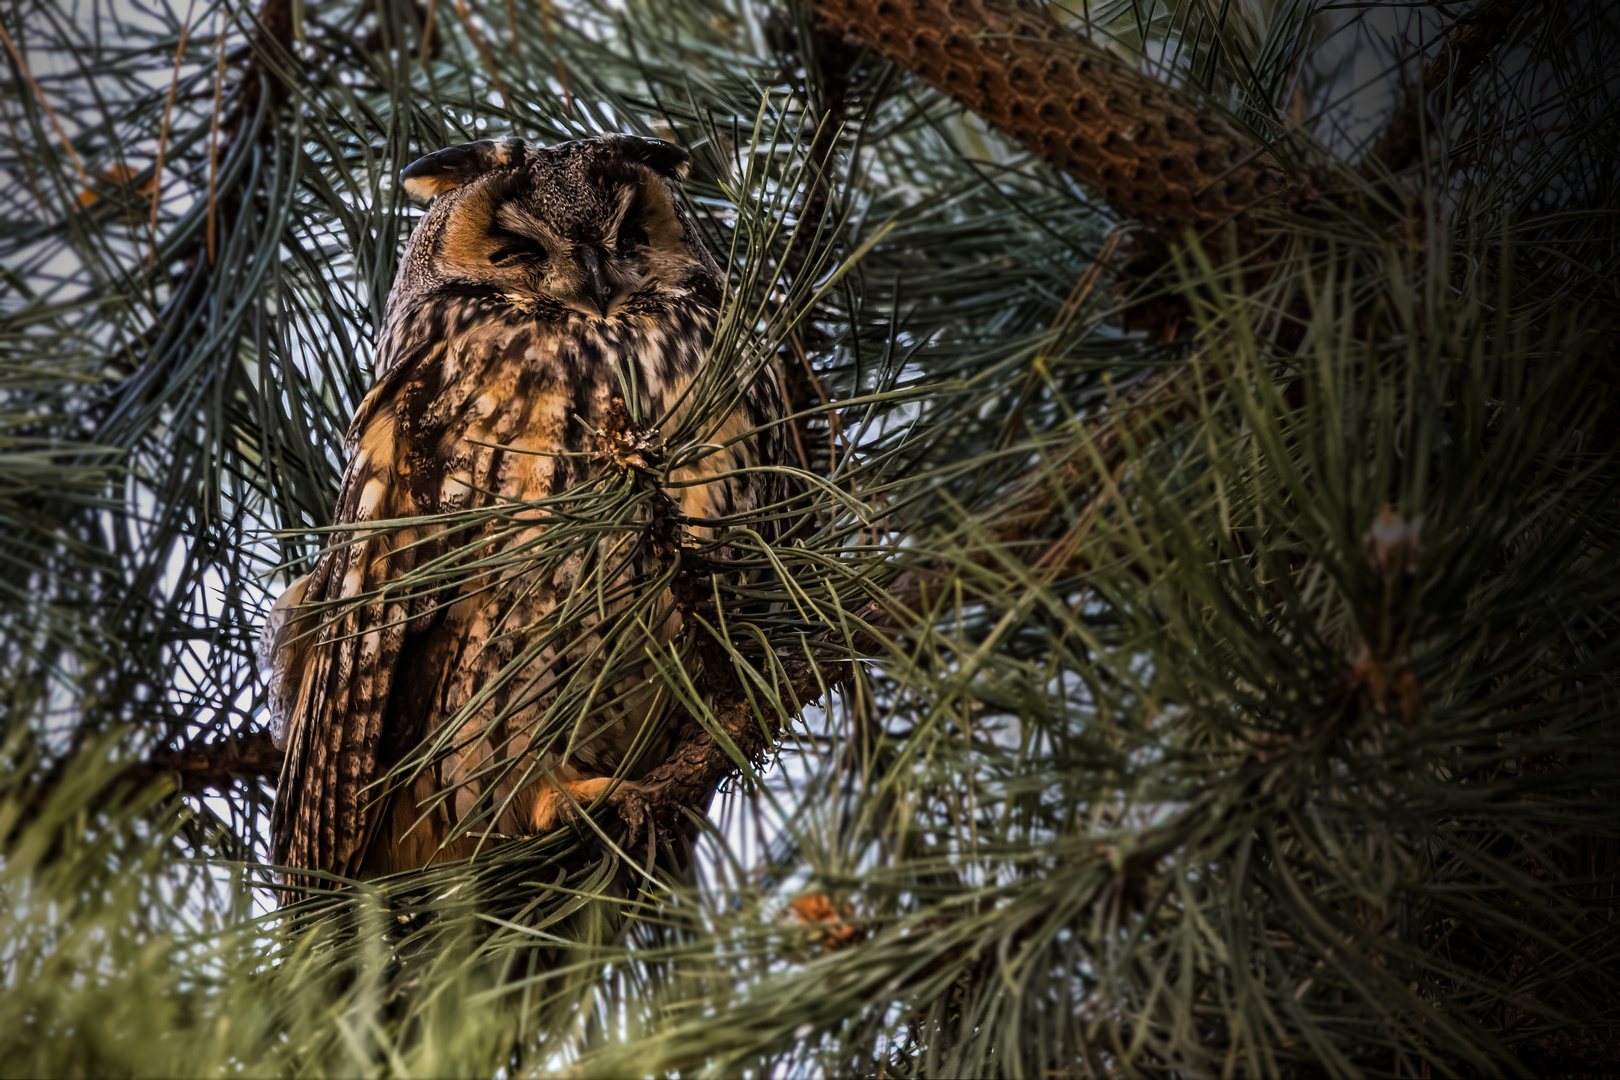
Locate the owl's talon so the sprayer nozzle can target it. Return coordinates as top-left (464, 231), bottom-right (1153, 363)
top-left (531, 777), bottom-right (642, 832)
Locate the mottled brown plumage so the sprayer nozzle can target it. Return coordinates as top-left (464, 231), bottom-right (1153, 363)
top-left (263, 134), bottom-right (785, 886)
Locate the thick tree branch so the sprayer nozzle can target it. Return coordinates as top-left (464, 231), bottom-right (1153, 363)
top-left (16, 732), bottom-right (282, 830)
top-left (803, 0), bottom-right (1306, 248)
top-left (126, 731), bottom-right (283, 793)
top-left (616, 654), bottom-right (823, 842)
top-left (608, 22), bottom-right (877, 839)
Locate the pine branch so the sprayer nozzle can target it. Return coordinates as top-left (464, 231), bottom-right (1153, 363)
top-left (127, 731), bottom-right (282, 792)
top-left (16, 733), bottom-right (281, 828)
top-left (620, 371), bottom-right (1196, 844)
top-left (615, 654), bottom-right (824, 843)
top-left (1362, 0), bottom-right (1539, 177)
top-left (617, 0), bottom-right (1552, 855)
top-left (802, 0), bottom-right (1306, 248)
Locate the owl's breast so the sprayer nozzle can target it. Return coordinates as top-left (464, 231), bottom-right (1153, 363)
top-left (380, 295), bottom-right (721, 513)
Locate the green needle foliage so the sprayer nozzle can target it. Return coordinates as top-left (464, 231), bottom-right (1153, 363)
top-left (2, 0), bottom-right (1617, 1076)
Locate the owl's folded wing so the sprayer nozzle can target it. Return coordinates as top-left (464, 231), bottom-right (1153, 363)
top-left (269, 387), bottom-right (421, 883)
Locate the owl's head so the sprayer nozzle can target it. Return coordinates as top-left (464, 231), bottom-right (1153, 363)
top-left (393, 134), bottom-right (718, 319)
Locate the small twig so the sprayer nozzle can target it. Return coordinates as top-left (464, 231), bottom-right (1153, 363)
top-left (206, 10), bottom-right (227, 263)
top-left (789, 331), bottom-right (849, 467)
top-left (536, 0), bottom-right (572, 113)
top-left (0, 16), bottom-right (91, 192)
top-left (150, 0), bottom-right (197, 265)
top-left (1053, 228), bottom-right (1124, 329)
top-left (421, 0), bottom-right (439, 69)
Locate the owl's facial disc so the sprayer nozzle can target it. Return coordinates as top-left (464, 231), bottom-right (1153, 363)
top-left (429, 152), bottom-right (701, 320)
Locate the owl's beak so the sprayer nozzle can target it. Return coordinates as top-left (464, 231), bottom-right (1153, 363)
top-left (577, 246), bottom-right (613, 315)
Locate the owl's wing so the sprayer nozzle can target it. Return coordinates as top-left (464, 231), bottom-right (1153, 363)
top-left (270, 374), bottom-right (426, 882)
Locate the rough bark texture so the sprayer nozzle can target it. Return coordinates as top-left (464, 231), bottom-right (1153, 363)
top-left (616, 650), bottom-right (819, 843)
top-left (805, 0), bottom-right (1303, 247)
top-left (19, 732), bottom-right (283, 827)
top-left (129, 731), bottom-right (284, 793)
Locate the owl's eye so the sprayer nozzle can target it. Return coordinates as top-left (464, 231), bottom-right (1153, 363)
top-left (616, 211), bottom-right (649, 257)
top-left (488, 228), bottom-right (549, 265)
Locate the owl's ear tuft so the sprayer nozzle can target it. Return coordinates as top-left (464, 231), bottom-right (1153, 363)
top-left (617, 136), bottom-right (691, 181)
top-left (400, 138), bottom-right (526, 200)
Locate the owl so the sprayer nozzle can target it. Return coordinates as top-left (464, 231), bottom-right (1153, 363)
top-left (262, 134), bottom-right (786, 886)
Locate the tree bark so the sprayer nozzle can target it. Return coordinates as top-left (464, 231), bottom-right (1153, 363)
top-left (127, 731), bottom-right (283, 792)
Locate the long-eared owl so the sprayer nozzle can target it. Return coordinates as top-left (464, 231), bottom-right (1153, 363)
top-left (263, 134), bottom-right (785, 884)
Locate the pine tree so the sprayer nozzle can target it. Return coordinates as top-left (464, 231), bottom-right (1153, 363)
top-left (3, 0), bottom-right (1617, 1075)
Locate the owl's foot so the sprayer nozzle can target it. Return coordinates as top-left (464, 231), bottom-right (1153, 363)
top-left (531, 776), bottom-right (642, 832)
